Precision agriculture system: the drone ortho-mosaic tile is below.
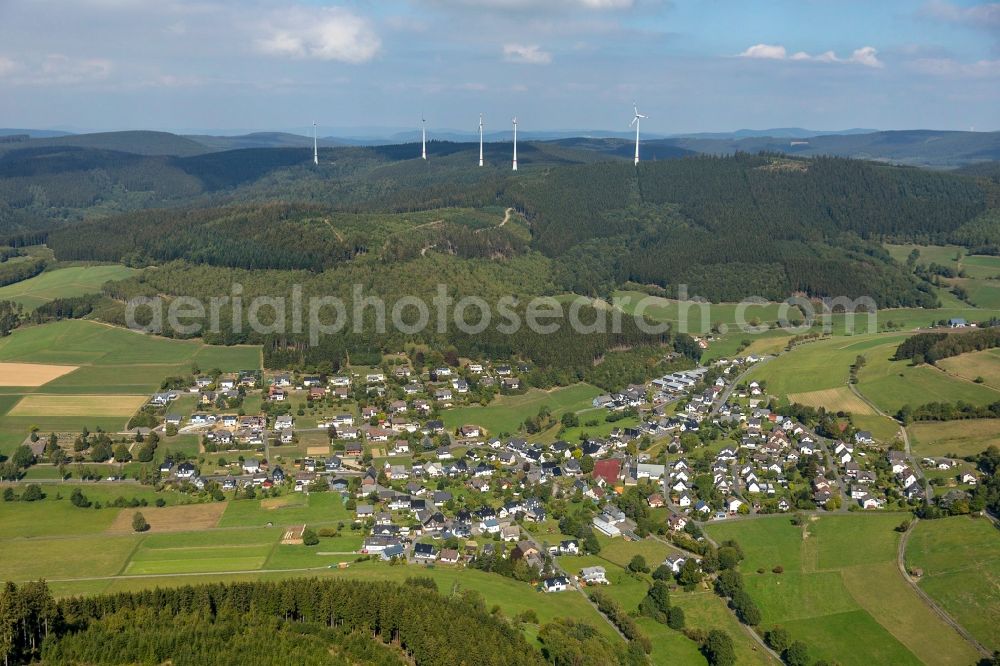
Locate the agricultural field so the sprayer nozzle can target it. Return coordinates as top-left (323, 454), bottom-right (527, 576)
top-left (440, 382), bottom-right (601, 436)
top-left (8, 394), bottom-right (147, 417)
top-left (751, 331), bottom-right (1000, 420)
top-left (750, 333), bottom-right (910, 397)
top-left (0, 362), bottom-right (78, 387)
top-left (0, 264), bottom-right (137, 310)
top-left (905, 516), bottom-right (1000, 652)
top-left (856, 343), bottom-right (1000, 414)
top-left (706, 514), bottom-right (980, 666)
top-left (785, 387), bottom-right (876, 414)
top-left (123, 529), bottom-right (281, 575)
top-left (0, 319), bottom-right (259, 368)
top-left (106, 502), bottom-right (228, 533)
top-left (908, 419), bottom-right (1000, 458)
top-left (937, 348), bottom-right (1000, 390)
top-left (218, 492), bottom-right (352, 528)
top-left (0, 491), bottom-right (355, 582)
top-left (0, 319), bottom-right (261, 451)
top-left (613, 290), bottom-right (793, 336)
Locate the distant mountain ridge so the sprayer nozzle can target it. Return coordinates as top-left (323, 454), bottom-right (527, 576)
top-left (0, 130), bottom-right (209, 157)
top-left (672, 127), bottom-right (877, 139)
top-left (662, 129), bottom-right (1000, 167)
top-left (0, 127), bottom-right (996, 167)
top-left (0, 129), bottom-right (75, 139)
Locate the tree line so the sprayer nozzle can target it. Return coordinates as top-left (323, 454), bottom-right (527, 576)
top-left (893, 327), bottom-right (1000, 365)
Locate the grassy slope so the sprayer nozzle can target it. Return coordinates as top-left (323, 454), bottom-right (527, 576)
top-left (560, 537), bottom-right (776, 666)
top-left (857, 343), bottom-right (1000, 414)
top-left (937, 348), bottom-right (1000, 390)
top-left (0, 265), bottom-right (137, 310)
top-left (906, 516), bottom-right (1000, 652)
top-left (0, 320), bottom-right (261, 448)
top-left (707, 514), bottom-right (979, 666)
top-left (441, 383), bottom-right (601, 436)
top-left (908, 419), bottom-right (1000, 458)
top-left (751, 331), bottom-right (999, 432)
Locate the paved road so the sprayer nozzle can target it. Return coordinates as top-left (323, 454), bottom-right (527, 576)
top-left (896, 518), bottom-right (991, 658)
top-left (708, 356), bottom-right (773, 419)
top-left (518, 527), bottom-right (628, 641)
top-left (847, 383), bottom-right (930, 503)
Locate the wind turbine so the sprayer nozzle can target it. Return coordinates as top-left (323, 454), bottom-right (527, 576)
top-left (630, 103), bottom-right (647, 166)
top-left (421, 115), bottom-right (427, 160)
top-left (478, 113), bottom-right (484, 167)
top-left (312, 121), bottom-right (318, 165)
top-left (511, 117), bottom-right (518, 171)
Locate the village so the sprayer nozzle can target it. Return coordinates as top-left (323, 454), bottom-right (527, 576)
top-left (121, 345), bottom-right (984, 594)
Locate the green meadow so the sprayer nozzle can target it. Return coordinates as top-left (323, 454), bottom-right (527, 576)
top-left (441, 382), bottom-right (601, 436)
top-left (908, 419), bottom-right (1000, 458)
top-left (0, 320), bottom-right (261, 443)
top-left (856, 344), bottom-right (1000, 414)
top-left (750, 332), bottom-right (1000, 418)
top-left (886, 244), bottom-right (1000, 309)
top-left (906, 516), bottom-right (1000, 652)
top-left (0, 264), bottom-right (137, 310)
top-left (706, 514), bottom-right (980, 666)
top-left (218, 492), bottom-right (352, 528)
top-left (0, 319), bottom-right (260, 368)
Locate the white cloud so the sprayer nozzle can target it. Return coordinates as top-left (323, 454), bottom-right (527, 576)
top-left (740, 44), bottom-right (786, 60)
top-left (255, 7), bottom-right (380, 63)
top-left (848, 46), bottom-right (883, 68)
top-left (739, 43), bottom-right (883, 68)
top-left (503, 43), bottom-right (553, 64)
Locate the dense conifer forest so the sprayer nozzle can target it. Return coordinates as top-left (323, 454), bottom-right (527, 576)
top-left (3, 143), bottom-right (1000, 368)
top-left (22, 148), bottom-right (997, 307)
top-left (0, 578), bottom-right (558, 666)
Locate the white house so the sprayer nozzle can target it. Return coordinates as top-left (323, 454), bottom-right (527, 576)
top-left (580, 566), bottom-right (608, 585)
top-left (542, 576), bottom-right (570, 593)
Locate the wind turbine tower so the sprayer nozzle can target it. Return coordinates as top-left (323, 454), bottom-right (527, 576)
top-left (478, 114), bottom-right (484, 167)
top-left (512, 117), bottom-right (518, 171)
top-left (630, 103), bottom-right (647, 166)
top-left (421, 115), bottom-right (427, 160)
top-left (312, 121), bottom-right (319, 165)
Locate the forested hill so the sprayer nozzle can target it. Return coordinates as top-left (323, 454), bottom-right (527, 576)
top-left (1, 578), bottom-right (571, 666)
top-left (513, 153), bottom-right (993, 303)
top-left (31, 150), bottom-right (1000, 305)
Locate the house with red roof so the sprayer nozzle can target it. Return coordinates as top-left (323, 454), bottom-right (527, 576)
top-left (592, 459), bottom-right (621, 487)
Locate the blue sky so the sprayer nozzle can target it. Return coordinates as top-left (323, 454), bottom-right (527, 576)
top-left (0, 0), bottom-right (998, 133)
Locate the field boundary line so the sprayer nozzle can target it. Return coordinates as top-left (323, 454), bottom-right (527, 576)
top-left (898, 518), bottom-right (991, 658)
top-left (115, 536), bottom-right (145, 577)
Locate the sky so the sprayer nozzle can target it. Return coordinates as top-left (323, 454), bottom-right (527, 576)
top-left (0, 0), bottom-right (998, 134)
